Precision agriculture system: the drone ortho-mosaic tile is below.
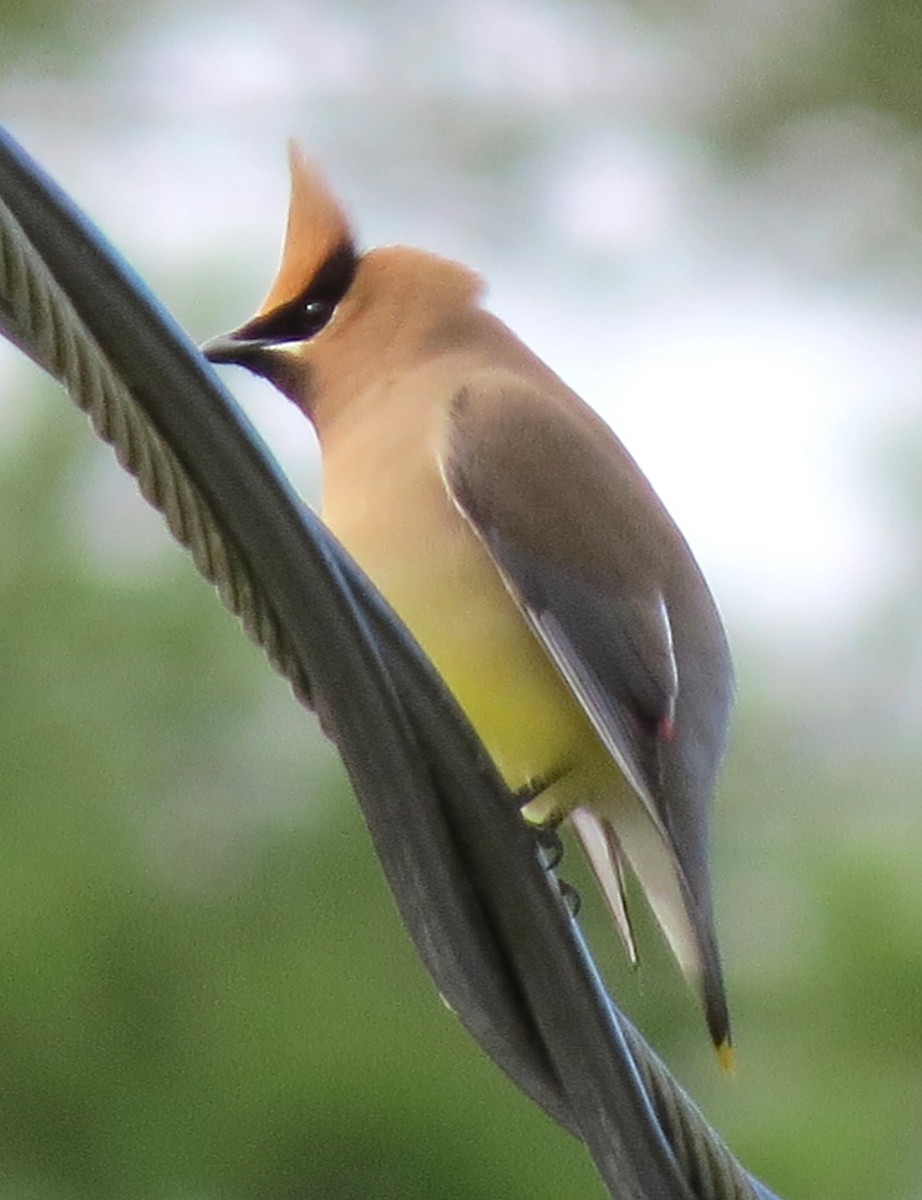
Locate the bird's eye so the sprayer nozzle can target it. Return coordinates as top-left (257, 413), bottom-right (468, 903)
top-left (238, 291), bottom-right (340, 347)
top-left (304, 300), bottom-right (332, 324)
top-left (296, 298), bottom-right (336, 339)
top-left (238, 240), bottom-right (357, 346)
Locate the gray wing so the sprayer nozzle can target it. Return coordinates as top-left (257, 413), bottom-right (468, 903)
top-left (442, 374), bottom-right (735, 1047)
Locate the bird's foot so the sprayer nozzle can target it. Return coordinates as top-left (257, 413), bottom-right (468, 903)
top-left (557, 878), bottom-right (582, 919)
top-left (516, 768), bottom-right (582, 918)
top-left (516, 763), bottom-right (572, 828)
top-left (533, 824), bottom-right (564, 871)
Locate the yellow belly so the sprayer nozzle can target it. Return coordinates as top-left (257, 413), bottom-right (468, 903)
top-left (323, 454), bottom-right (597, 793)
top-left (384, 536), bottom-right (596, 791)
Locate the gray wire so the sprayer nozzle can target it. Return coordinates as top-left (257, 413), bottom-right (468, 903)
top-left (0, 194), bottom-right (312, 710)
top-left (0, 189), bottom-right (775, 1200)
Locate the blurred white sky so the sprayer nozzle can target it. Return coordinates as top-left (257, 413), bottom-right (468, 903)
top-left (1, 0), bottom-right (920, 650)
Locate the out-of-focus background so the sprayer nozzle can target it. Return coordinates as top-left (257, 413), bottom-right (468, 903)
top-left (2, 2), bottom-right (922, 1197)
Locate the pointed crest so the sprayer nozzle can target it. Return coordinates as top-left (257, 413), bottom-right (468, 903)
top-left (258, 141), bottom-right (356, 315)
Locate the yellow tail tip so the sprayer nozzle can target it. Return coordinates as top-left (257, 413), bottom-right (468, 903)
top-left (716, 1039), bottom-right (736, 1075)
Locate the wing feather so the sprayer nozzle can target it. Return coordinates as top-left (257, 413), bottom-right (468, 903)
top-left (442, 372), bottom-right (735, 1048)
top-left (442, 375), bottom-right (733, 831)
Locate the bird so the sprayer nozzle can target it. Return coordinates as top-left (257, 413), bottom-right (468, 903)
top-left (202, 144), bottom-right (735, 1065)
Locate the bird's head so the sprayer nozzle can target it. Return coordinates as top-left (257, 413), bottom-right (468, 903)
top-left (202, 143), bottom-right (483, 422)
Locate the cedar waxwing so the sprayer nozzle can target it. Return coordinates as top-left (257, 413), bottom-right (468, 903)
top-left (203, 145), bottom-right (735, 1064)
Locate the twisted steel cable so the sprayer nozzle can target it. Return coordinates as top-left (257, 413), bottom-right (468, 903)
top-left (0, 194), bottom-right (312, 710)
top-left (0, 131), bottom-right (779, 1200)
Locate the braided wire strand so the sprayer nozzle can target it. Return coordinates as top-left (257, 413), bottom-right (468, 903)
top-left (0, 190), bottom-right (767, 1200)
top-left (0, 195), bottom-right (312, 709)
top-left (624, 1027), bottom-right (761, 1200)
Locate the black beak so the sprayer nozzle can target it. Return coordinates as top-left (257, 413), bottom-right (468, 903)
top-left (201, 330), bottom-right (273, 366)
top-left (201, 329), bottom-right (308, 405)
